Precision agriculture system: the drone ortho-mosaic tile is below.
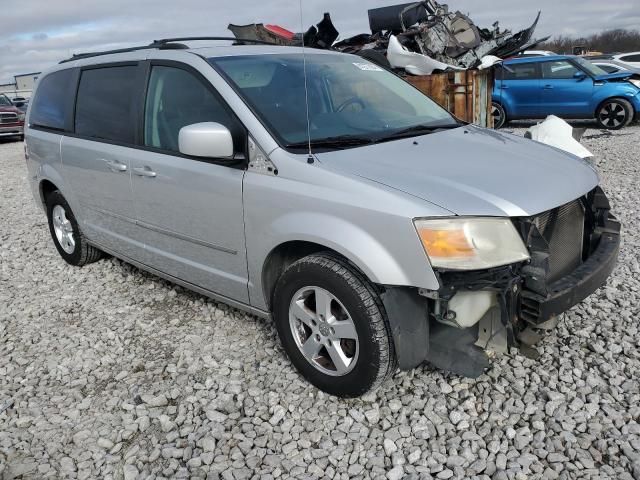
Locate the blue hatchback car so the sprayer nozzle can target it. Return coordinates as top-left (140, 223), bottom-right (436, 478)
top-left (492, 55), bottom-right (640, 129)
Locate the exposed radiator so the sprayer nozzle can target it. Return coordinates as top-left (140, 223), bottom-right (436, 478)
top-left (532, 200), bottom-right (585, 282)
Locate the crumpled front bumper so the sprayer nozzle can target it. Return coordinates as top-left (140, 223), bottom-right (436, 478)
top-left (520, 228), bottom-right (620, 324)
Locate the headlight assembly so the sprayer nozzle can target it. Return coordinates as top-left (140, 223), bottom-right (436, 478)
top-left (414, 217), bottom-right (530, 270)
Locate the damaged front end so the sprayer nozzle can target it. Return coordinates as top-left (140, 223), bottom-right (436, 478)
top-left (384, 187), bottom-right (621, 378)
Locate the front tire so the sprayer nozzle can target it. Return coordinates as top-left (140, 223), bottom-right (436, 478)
top-left (46, 190), bottom-right (103, 266)
top-left (273, 253), bottom-right (396, 397)
top-left (596, 98), bottom-right (633, 130)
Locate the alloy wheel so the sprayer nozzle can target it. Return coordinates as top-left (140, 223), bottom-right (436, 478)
top-left (598, 102), bottom-right (627, 128)
top-left (52, 204), bottom-right (75, 254)
top-left (288, 286), bottom-right (359, 376)
top-left (492, 103), bottom-right (505, 128)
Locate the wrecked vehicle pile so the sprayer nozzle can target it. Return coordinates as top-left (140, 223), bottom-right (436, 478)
top-left (228, 1), bottom-right (548, 76)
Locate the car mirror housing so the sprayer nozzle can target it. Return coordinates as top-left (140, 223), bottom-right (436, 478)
top-left (573, 71), bottom-right (587, 80)
top-left (178, 122), bottom-right (234, 159)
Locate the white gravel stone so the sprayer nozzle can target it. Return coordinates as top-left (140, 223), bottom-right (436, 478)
top-left (1, 125), bottom-right (639, 479)
top-left (384, 438), bottom-right (398, 456)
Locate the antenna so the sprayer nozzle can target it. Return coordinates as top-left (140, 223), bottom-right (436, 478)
top-left (299, 0), bottom-right (314, 163)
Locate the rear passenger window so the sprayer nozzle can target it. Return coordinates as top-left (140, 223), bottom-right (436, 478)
top-left (497, 63), bottom-right (538, 80)
top-left (75, 66), bottom-right (138, 144)
top-left (144, 66), bottom-right (244, 153)
top-left (30, 69), bottom-right (74, 131)
top-left (620, 54), bottom-right (640, 62)
top-left (541, 61), bottom-right (579, 79)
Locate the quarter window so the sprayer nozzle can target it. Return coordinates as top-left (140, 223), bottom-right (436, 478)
top-left (144, 66), bottom-right (243, 154)
top-left (541, 61), bottom-right (579, 79)
top-left (30, 69), bottom-right (74, 130)
top-left (75, 66), bottom-right (138, 143)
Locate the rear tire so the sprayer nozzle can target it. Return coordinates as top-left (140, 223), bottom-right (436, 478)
top-left (46, 190), bottom-right (103, 266)
top-left (596, 98), bottom-right (633, 130)
top-left (273, 252), bottom-right (396, 397)
top-left (492, 102), bottom-right (507, 129)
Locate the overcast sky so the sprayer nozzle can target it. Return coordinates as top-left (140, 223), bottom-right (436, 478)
top-left (1, 0), bottom-right (638, 84)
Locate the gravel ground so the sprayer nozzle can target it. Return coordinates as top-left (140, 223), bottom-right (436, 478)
top-left (1, 124), bottom-right (639, 480)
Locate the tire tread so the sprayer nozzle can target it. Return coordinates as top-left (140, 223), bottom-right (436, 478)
top-left (278, 251), bottom-right (397, 395)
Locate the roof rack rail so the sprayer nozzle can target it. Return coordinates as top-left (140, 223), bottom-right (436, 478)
top-left (59, 37), bottom-right (275, 64)
top-left (152, 36), bottom-right (276, 46)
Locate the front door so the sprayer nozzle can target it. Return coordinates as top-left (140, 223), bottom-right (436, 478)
top-left (540, 60), bottom-right (594, 117)
top-left (130, 63), bottom-right (249, 303)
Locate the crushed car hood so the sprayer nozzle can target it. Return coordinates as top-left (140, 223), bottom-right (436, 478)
top-left (315, 126), bottom-right (599, 217)
top-left (594, 72), bottom-right (637, 82)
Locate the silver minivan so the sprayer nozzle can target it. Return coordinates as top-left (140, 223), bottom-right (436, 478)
top-left (25, 40), bottom-right (621, 397)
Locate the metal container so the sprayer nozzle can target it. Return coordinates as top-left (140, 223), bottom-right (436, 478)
top-left (406, 69), bottom-right (494, 128)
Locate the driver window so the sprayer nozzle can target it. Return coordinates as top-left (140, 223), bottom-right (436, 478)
top-left (542, 61), bottom-right (579, 79)
top-left (144, 66), bottom-right (243, 153)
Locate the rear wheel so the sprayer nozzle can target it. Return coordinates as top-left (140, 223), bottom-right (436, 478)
top-left (273, 252), bottom-right (396, 397)
top-left (46, 190), bottom-right (103, 266)
top-left (492, 102), bottom-right (507, 129)
top-left (596, 98), bottom-right (633, 130)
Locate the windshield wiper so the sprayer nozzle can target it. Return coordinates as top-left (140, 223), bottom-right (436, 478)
top-left (375, 123), bottom-right (460, 142)
top-left (285, 135), bottom-right (375, 150)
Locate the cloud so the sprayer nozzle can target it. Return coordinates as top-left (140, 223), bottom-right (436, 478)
top-left (0, 0), bottom-right (637, 84)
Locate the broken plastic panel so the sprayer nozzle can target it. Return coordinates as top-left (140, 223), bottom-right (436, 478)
top-left (387, 35), bottom-right (460, 75)
top-left (525, 116), bottom-right (594, 161)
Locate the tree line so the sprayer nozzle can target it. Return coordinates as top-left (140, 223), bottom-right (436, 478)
top-left (539, 29), bottom-right (640, 54)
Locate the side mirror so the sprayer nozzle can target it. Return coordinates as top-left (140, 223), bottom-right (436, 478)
top-left (15, 102), bottom-right (24, 108)
top-left (573, 71), bottom-right (587, 80)
top-left (178, 122), bottom-right (234, 159)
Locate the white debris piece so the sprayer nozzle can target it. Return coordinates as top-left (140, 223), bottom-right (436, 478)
top-left (387, 35), bottom-right (461, 75)
top-left (478, 55), bottom-right (503, 70)
top-left (526, 115), bottom-right (594, 160)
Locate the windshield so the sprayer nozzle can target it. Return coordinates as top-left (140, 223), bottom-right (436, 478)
top-left (0, 94), bottom-right (12, 106)
top-left (210, 54), bottom-right (457, 148)
top-left (574, 57), bottom-right (607, 76)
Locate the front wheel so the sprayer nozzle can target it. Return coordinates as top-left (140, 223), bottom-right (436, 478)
top-left (596, 98), bottom-right (633, 130)
top-left (273, 253), bottom-right (396, 397)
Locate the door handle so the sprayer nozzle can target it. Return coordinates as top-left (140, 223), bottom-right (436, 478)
top-left (543, 85), bottom-right (554, 89)
top-left (499, 85), bottom-right (509, 89)
top-left (133, 166), bottom-right (157, 178)
top-left (102, 158), bottom-right (127, 172)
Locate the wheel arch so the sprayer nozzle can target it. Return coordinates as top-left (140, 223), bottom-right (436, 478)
top-left (595, 96), bottom-right (635, 116)
top-left (262, 240), bottom-right (370, 311)
top-left (39, 179), bottom-right (59, 207)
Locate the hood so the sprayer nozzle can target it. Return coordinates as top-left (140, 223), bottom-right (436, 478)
top-left (593, 71), bottom-right (637, 82)
top-left (315, 126), bottom-right (599, 217)
top-left (0, 105), bottom-right (21, 113)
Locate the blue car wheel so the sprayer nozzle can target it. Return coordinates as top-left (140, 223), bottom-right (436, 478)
top-left (596, 98), bottom-right (633, 130)
top-left (492, 102), bottom-right (507, 129)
